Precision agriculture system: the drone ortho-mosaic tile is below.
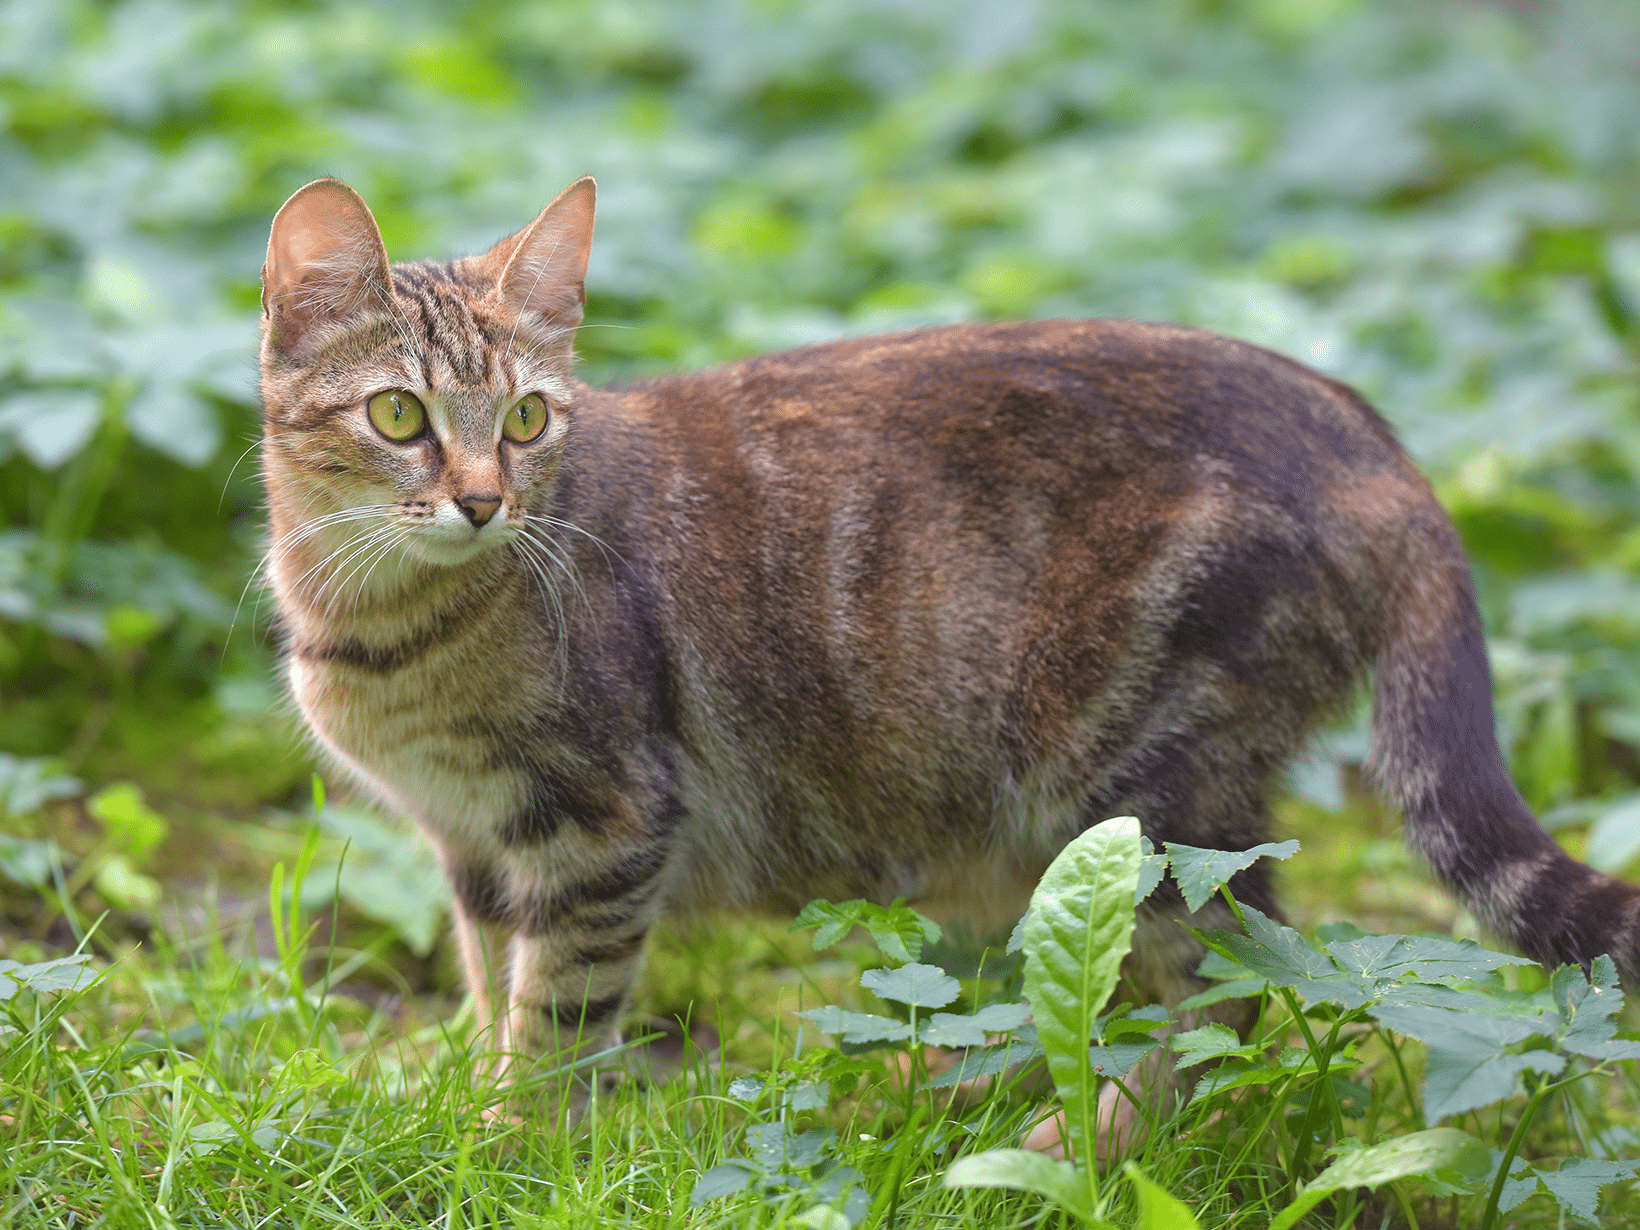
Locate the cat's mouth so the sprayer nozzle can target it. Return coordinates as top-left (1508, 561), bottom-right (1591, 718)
top-left (399, 502), bottom-right (514, 566)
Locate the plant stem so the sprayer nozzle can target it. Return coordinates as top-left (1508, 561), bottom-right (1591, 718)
top-left (1382, 1031), bottom-right (1424, 1131)
top-left (1480, 1077), bottom-right (1561, 1230)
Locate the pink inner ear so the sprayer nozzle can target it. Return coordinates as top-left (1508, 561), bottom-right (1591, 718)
top-left (263, 179), bottom-right (391, 355)
top-left (495, 179), bottom-right (595, 333)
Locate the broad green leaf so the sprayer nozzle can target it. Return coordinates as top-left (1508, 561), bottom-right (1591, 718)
top-left (306, 807), bottom-right (451, 956)
top-left (691, 1163), bottom-right (755, 1205)
top-left (860, 963), bottom-right (960, 1009)
top-left (1006, 908), bottom-right (1033, 954)
top-left (1267, 1130), bottom-right (1486, 1230)
top-left (919, 1001), bottom-right (1031, 1047)
top-left (0, 753), bottom-right (80, 817)
top-left (1125, 1163), bottom-right (1202, 1230)
top-left (786, 1080), bottom-right (829, 1110)
top-left (862, 903), bottom-right (941, 963)
top-left (1087, 1039), bottom-right (1161, 1078)
top-left (0, 955), bottom-right (99, 999)
top-left (790, 899), bottom-right (867, 951)
top-left (919, 1013), bottom-right (992, 1048)
top-left (792, 1206), bottom-right (849, 1230)
top-left (1023, 816), bottom-right (1144, 1170)
top-left (92, 851), bottom-right (162, 911)
top-left (920, 1036), bottom-right (1044, 1089)
top-left (1097, 1003), bottom-right (1170, 1039)
top-left (745, 1123), bottom-right (832, 1171)
top-left (727, 1076), bottom-right (765, 1101)
top-left (943, 1148), bottom-right (1109, 1226)
top-left (1164, 840), bottom-right (1298, 912)
top-left (0, 834), bottom-right (57, 889)
top-left (798, 1006), bottom-right (914, 1045)
top-left (1191, 1049), bottom-right (1360, 1105)
top-left (87, 782), bottom-right (168, 864)
top-left (789, 899), bottom-right (940, 961)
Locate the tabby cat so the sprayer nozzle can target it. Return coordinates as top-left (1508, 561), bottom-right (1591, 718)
top-left (259, 176), bottom-right (1640, 1104)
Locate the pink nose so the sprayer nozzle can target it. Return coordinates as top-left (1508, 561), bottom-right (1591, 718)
top-left (457, 494), bottom-right (502, 527)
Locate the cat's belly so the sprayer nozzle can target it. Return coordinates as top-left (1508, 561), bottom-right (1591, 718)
top-left (667, 742), bottom-right (1078, 934)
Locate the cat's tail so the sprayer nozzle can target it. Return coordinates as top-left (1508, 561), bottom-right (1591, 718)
top-left (1368, 509), bottom-right (1640, 980)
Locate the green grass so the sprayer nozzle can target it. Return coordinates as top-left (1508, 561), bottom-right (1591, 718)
top-left (4, 808), bottom-right (1640, 1228)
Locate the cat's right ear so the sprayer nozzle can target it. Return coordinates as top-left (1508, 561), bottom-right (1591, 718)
top-left (261, 179), bottom-right (392, 360)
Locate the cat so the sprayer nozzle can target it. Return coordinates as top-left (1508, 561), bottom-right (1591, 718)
top-left (258, 174), bottom-right (1640, 1125)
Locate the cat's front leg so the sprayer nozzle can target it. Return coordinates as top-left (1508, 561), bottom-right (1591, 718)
top-left (493, 841), bottom-right (667, 1106)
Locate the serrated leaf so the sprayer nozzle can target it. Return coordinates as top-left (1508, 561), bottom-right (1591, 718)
top-left (1537, 1157), bottom-right (1640, 1220)
top-left (793, 1206), bottom-right (850, 1230)
top-left (1023, 816), bottom-right (1144, 1171)
top-left (1552, 956), bottom-right (1640, 1059)
top-left (970, 1001), bottom-right (1031, 1032)
top-left (1267, 1130), bottom-right (1486, 1230)
top-left (1169, 1023), bottom-right (1258, 1067)
top-left (1098, 1003), bottom-right (1170, 1039)
top-left (1191, 1048), bottom-right (1358, 1105)
top-left (1420, 1046), bottom-right (1565, 1122)
top-left (791, 899), bottom-right (867, 951)
top-left (863, 902), bottom-right (941, 963)
top-left (919, 1012), bottom-right (990, 1048)
top-left (1196, 904), bottom-right (1372, 1008)
top-left (860, 963), bottom-right (959, 1009)
top-left (691, 1163), bottom-right (756, 1205)
top-left (1006, 909), bottom-right (1032, 954)
top-left (1165, 840), bottom-right (1298, 913)
top-left (1325, 932), bottom-right (1532, 986)
top-left (1177, 978), bottom-right (1268, 1011)
top-left (943, 1149), bottom-right (1108, 1226)
top-left (744, 1122), bottom-right (834, 1172)
top-left (798, 1006), bottom-right (914, 1045)
top-left (1135, 835), bottom-right (1167, 905)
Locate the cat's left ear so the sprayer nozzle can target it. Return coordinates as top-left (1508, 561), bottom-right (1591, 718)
top-left (482, 177), bottom-right (596, 342)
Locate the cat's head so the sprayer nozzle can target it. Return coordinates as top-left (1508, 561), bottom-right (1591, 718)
top-left (258, 177), bottom-right (594, 577)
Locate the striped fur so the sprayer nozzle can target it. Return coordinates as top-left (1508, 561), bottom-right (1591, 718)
top-left (260, 177), bottom-right (1640, 1093)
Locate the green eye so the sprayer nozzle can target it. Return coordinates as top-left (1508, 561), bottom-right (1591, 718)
top-left (503, 393), bottom-right (550, 444)
top-left (367, 390), bottom-right (426, 441)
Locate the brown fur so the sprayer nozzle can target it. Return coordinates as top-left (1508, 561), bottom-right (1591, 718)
top-left (259, 177), bottom-right (1640, 1094)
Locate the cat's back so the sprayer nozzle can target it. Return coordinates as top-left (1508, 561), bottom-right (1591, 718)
top-left (599, 319), bottom-right (1412, 505)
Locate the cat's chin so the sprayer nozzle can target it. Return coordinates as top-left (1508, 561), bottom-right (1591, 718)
top-left (402, 530), bottom-right (510, 569)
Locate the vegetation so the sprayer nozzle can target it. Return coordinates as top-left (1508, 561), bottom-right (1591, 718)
top-left (3, 0), bottom-right (1640, 1223)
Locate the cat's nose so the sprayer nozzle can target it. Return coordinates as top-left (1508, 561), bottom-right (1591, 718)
top-left (456, 494), bottom-right (502, 527)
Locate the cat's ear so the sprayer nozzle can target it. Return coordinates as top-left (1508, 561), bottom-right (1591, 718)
top-left (261, 178), bottom-right (392, 359)
top-left (482, 177), bottom-right (596, 343)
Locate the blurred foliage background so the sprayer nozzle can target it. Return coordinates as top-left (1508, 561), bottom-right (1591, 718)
top-left (1, 0), bottom-right (1639, 970)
